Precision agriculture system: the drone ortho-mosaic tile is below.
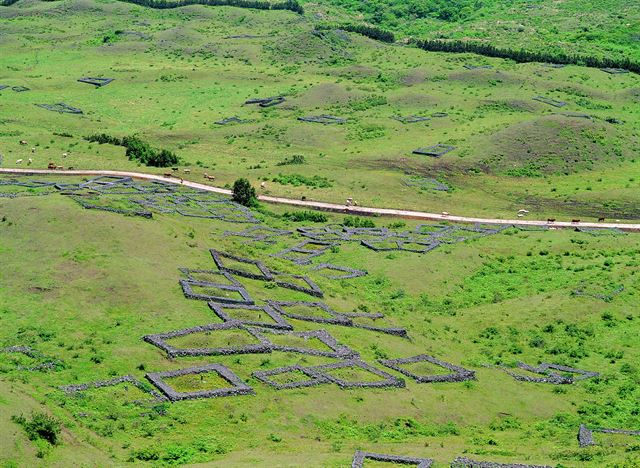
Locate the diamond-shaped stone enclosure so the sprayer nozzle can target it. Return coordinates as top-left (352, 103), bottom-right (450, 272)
top-left (412, 144), bottom-right (456, 158)
top-left (311, 263), bottom-right (368, 280)
top-left (210, 249), bottom-right (274, 280)
top-left (252, 365), bottom-right (330, 390)
top-left (306, 359), bottom-right (405, 389)
top-left (143, 321), bottom-right (272, 357)
top-left (499, 362), bottom-right (599, 384)
top-left (179, 279), bottom-right (253, 304)
top-left (267, 300), bottom-right (353, 326)
top-left (78, 77), bottom-right (114, 87)
top-left (250, 328), bottom-right (358, 359)
top-left (208, 302), bottom-right (292, 330)
top-left (145, 363), bottom-right (254, 401)
top-left (379, 354), bottom-right (475, 383)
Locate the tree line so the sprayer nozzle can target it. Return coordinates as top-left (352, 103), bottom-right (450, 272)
top-left (412, 39), bottom-right (639, 74)
top-left (112, 0), bottom-right (303, 13)
top-left (315, 23), bottom-right (395, 43)
top-left (85, 134), bottom-right (179, 168)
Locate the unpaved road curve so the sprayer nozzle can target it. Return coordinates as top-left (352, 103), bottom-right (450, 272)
top-left (2, 168), bottom-right (640, 232)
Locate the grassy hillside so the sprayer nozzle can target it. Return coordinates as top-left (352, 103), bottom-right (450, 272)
top-left (0, 175), bottom-right (639, 466)
top-left (0, 0), bottom-right (639, 222)
top-left (305, 0), bottom-right (640, 62)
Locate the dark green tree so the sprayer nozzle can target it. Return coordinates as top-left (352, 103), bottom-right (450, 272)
top-left (232, 178), bottom-right (257, 207)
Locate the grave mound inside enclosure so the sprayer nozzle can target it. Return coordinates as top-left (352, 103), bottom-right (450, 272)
top-left (463, 64), bottom-right (493, 70)
top-left (392, 115), bottom-right (431, 124)
top-left (451, 456), bottom-right (553, 467)
top-left (251, 328), bottom-right (357, 358)
top-left (145, 364), bottom-right (254, 401)
top-left (224, 225), bottom-right (292, 243)
top-left (208, 303), bottom-right (292, 330)
top-left (144, 322), bottom-right (271, 357)
top-left (298, 115), bottom-right (347, 125)
top-left (11, 86), bottom-right (29, 92)
top-left (532, 95), bottom-right (566, 107)
top-left (244, 96), bottom-right (285, 107)
top-left (601, 68), bottom-right (629, 74)
top-left (272, 273), bottom-right (324, 298)
top-left (402, 177), bottom-right (450, 192)
top-left (268, 300), bottom-right (353, 326)
top-left (352, 450), bottom-right (433, 468)
top-left (308, 359), bottom-right (405, 389)
top-left (210, 249), bottom-right (274, 281)
top-left (412, 144), bottom-right (455, 157)
top-left (0, 345), bottom-right (62, 372)
top-left (379, 354), bottom-right (475, 383)
top-left (59, 375), bottom-right (166, 403)
top-left (78, 77), bottom-right (114, 87)
top-left (253, 365), bottom-right (329, 390)
top-left (36, 102), bottom-right (83, 114)
top-left (214, 116), bottom-right (251, 125)
top-left (179, 279), bottom-right (253, 304)
top-left (311, 263), bottom-right (368, 280)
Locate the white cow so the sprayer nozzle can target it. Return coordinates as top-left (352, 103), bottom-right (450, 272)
top-left (15, 159), bottom-right (23, 164)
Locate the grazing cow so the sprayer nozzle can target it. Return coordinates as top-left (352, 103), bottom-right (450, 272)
top-left (15, 159), bottom-right (22, 164)
top-left (27, 158), bottom-right (32, 165)
top-left (183, 169), bottom-right (191, 174)
top-left (571, 219), bottom-right (580, 223)
top-left (547, 218), bottom-right (556, 223)
top-left (19, 140), bottom-right (27, 145)
top-left (442, 211), bottom-right (449, 216)
top-left (172, 167), bottom-right (178, 172)
top-left (163, 172), bottom-right (172, 178)
top-left (260, 181), bottom-right (266, 189)
top-left (48, 162), bottom-right (56, 169)
top-left (598, 217), bottom-right (605, 222)
top-left (31, 147), bottom-right (35, 154)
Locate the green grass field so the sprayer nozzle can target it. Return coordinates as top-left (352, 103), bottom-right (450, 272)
top-left (0, 175), bottom-right (638, 466)
top-left (1, 0), bottom-right (639, 466)
top-left (1, 0), bottom-right (639, 222)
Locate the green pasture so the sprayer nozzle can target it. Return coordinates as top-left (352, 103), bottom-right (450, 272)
top-left (0, 0), bottom-right (639, 221)
top-left (0, 175), bottom-right (638, 466)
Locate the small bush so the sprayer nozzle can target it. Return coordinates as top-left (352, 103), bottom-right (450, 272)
top-left (12, 411), bottom-right (61, 446)
top-left (282, 210), bottom-right (328, 222)
top-left (276, 154), bottom-right (306, 166)
top-left (272, 174), bottom-right (332, 188)
top-left (343, 216), bottom-right (375, 228)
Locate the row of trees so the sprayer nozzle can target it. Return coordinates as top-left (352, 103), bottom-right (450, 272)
top-left (412, 39), bottom-right (639, 74)
top-left (85, 134), bottom-right (179, 168)
top-left (115, 0), bottom-right (303, 13)
top-left (316, 23), bottom-right (395, 43)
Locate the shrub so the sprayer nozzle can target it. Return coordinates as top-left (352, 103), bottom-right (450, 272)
top-left (343, 216), bottom-right (375, 228)
top-left (282, 210), bottom-right (328, 222)
top-left (12, 411), bottom-right (61, 446)
top-left (276, 154), bottom-right (306, 166)
top-left (232, 178), bottom-right (257, 207)
top-left (272, 174), bottom-right (332, 188)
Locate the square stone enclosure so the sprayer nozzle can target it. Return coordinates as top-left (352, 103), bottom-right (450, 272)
top-left (145, 364), bottom-right (254, 401)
